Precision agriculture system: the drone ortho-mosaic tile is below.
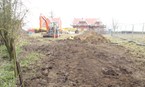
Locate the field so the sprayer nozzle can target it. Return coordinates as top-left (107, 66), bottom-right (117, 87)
top-left (1, 32), bottom-right (145, 87)
top-left (111, 33), bottom-right (145, 43)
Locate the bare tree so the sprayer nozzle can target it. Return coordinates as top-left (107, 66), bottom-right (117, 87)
top-left (112, 19), bottom-right (118, 36)
top-left (0, 0), bottom-right (27, 86)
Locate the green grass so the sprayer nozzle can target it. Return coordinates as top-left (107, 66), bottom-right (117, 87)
top-left (0, 45), bottom-right (15, 87)
top-left (0, 39), bottom-right (41, 87)
top-left (0, 45), bottom-right (9, 60)
top-left (0, 44), bottom-right (23, 87)
top-left (0, 60), bottom-right (16, 87)
top-left (0, 45), bottom-right (42, 87)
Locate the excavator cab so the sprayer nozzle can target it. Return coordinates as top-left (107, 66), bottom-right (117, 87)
top-left (43, 22), bottom-right (59, 38)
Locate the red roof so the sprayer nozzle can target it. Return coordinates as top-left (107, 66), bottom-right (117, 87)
top-left (73, 18), bottom-right (99, 25)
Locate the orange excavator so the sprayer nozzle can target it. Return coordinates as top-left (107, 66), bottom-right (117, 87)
top-left (39, 15), bottom-right (60, 38)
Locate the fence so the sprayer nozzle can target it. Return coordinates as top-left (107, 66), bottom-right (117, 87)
top-left (110, 23), bottom-right (145, 46)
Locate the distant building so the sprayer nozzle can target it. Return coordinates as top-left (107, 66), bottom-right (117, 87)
top-left (72, 18), bottom-right (105, 31)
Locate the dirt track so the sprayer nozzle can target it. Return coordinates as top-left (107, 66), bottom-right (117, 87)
top-left (22, 32), bottom-right (145, 87)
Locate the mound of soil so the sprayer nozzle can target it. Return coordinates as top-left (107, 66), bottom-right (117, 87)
top-left (74, 31), bottom-right (110, 44)
top-left (21, 33), bottom-right (145, 87)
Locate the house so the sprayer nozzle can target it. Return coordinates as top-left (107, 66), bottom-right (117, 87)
top-left (72, 18), bottom-right (105, 31)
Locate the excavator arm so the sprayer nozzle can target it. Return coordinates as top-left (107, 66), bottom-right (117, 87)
top-left (39, 15), bottom-right (51, 31)
top-left (39, 15), bottom-right (60, 38)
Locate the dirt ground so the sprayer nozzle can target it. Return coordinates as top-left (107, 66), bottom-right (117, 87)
top-left (21, 32), bottom-right (145, 87)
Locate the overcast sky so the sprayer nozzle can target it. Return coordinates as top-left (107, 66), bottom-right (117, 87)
top-left (22, 0), bottom-right (145, 30)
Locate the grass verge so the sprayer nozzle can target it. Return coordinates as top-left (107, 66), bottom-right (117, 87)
top-left (0, 39), bottom-right (43, 87)
top-left (105, 35), bottom-right (145, 56)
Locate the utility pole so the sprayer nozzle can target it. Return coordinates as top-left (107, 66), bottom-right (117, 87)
top-left (132, 24), bottom-right (134, 39)
top-left (50, 10), bottom-right (54, 18)
top-left (124, 25), bottom-right (127, 35)
top-left (142, 23), bottom-right (144, 38)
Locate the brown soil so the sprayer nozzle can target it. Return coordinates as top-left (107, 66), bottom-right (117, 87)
top-left (21, 32), bottom-right (145, 87)
top-left (74, 31), bottom-right (110, 44)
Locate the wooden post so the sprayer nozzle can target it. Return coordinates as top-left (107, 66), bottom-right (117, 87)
top-left (16, 61), bottom-right (24, 87)
top-left (10, 39), bottom-right (24, 87)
